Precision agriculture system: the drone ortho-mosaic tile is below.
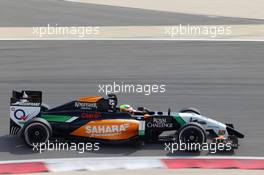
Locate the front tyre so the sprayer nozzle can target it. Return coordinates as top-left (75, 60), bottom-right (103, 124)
top-left (178, 123), bottom-right (206, 151)
top-left (23, 121), bottom-right (51, 147)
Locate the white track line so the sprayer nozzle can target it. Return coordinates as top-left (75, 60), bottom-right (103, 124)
top-left (1, 156), bottom-right (264, 164)
top-left (0, 38), bottom-right (264, 41)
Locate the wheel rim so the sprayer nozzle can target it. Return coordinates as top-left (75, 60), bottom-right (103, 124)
top-left (24, 123), bottom-right (49, 146)
top-left (179, 126), bottom-right (205, 144)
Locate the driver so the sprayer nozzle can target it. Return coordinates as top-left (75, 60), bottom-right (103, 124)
top-left (119, 104), bottom-right (148, 116)
top-left (119, 104), bottom-right (134, 113)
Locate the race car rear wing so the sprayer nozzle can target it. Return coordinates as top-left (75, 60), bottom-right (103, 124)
top-left (10, 90), bottom-right (42, 135)
top-left (10, 90), bottom-right (42, 105)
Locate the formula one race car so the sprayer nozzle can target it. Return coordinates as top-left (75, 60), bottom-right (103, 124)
top-left (9, 90), bottom-right (244, 152)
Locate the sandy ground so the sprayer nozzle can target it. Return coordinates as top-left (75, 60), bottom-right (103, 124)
top-left (66, 0), bottom-right (264, 20)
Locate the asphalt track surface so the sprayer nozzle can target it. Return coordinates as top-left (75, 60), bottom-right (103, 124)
top-left (0, 41), bottom-right (264, 160)
top-left (1, 0), bottom-right (264, 26)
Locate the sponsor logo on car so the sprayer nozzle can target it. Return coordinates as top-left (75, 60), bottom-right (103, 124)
top-left (81, 112), bottom-right (101, 119)
top-left (85, 123), bottom-right (129, 135)
top-left (13, 109), bottom-right (28, 120)
top-left (10, 106), bottom-right (41, 126)
top-left (75, 102), bottom-right (97, 109)
top-left (147, 118), bottom-right (173, 128)
top-left (11, 101), bottom-right (40, 107)
top-left (70, 119), bottom-right (139, 140)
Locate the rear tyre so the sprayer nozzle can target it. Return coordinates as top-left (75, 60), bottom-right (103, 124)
top-left (179, 108), bottom-right (201, 115)
top-left (178, 123), bottom-right (206, 151)
top-left (23, 119), bottom-right (51, 147)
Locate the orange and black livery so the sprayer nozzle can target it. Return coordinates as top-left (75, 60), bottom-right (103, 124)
top-left (9, 90), bottom-right (244, 152)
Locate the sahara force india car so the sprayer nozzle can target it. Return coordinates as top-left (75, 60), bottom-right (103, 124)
top-left (9, 90), bottom-right (244, 152)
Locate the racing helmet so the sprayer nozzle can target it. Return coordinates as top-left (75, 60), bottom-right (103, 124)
top-left (119, 104), bottom-right (133, 113)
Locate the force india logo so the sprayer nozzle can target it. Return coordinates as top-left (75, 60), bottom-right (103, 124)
top-left (85, 124), bottom-right (129, 135)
